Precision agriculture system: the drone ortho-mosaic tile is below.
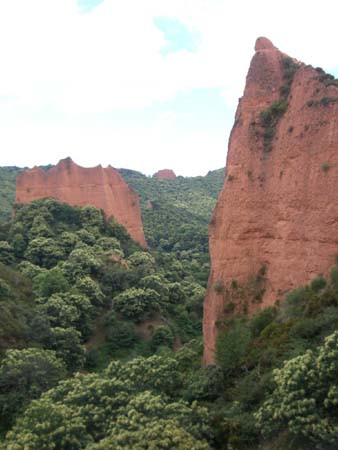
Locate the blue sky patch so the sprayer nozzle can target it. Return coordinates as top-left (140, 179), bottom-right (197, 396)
top-left (153, 17), bottom-right (201, 56)
top-left (77, 0), bottom-right (104, 13)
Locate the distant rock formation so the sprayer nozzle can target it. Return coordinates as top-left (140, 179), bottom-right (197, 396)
top-left (16, 158), bottom-right (147, 247)
top-left (153, 169), bottom-right (176, 180)
top-left (203, 37), bottom-right (338, 364)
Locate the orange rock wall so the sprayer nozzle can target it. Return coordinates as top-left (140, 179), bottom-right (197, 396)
top-left (203, 38), bottom-right (338, 364)
top-left (16, 158), bottom-right (147, 247)
top-left (153, 169), bottom-right (176, 179)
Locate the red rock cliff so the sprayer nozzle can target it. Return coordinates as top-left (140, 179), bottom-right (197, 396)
top-left (203, 37), bottom-right (338, 364)
top-left (153, 169), bottom-right (176, 179)
top-left (16, 158), bottom-right (147, 247)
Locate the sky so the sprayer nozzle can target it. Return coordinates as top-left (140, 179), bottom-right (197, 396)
top-left (0, 0), bottom-right (337, 176)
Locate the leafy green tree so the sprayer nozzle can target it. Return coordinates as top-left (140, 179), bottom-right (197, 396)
top-left (59, 231), bottom-right (79, 255)
top-left (0, 240), bottom-right (14, 264)
top-left (76, 228), bottom-right (97, 246)
top-left (215, 321), bottom-right (252, 374)
top-left (183, 365), bottom-right (224, 402)
top-left (3, 355), bottom-right (210, 449)
top-left (4, 397), bottom-right (92, 449)
top-left (0, 278), bottom-right (10, 297)
top-left (105, 313), bottom-right (137, 350)
top-left (47, 327), bottom-right (85, 372)
top-left (34, 266), bottom-right (70, 297)
top-left (75, 276), bottom-right (105, 306)
top-left (25, 237), bottom-right (65, 268)
top-left (0, 348), bottom-right (65, 431)
top-left (80, 205), bottom-right (104, 230)
top-left (38, 294), bottom-right (80, 329)
top-left (11, 232), bottom-right (26, 257)
top-left (62, 248), bottom-right (101, 281)
top-left (139, 274), bottom-right (169, 302)
top-left (113, 287), bottom-right (161, 321)
top-left (256, 330), bottom-right (338, 448)
top-left (89, 392), bottom-right (211, 450)
top-left (29, 215), bottom-right (54, 239)
top-left (168, 281), bottom-right (186, 304)
top-left (330, 266), bottom-right (338, 289)
top-left (127, 251), bottom-right (156, 276)
top-left (151, 325), bottom-right (175, 350)
top-left (96, 236), bottom-right (123, 254)
top-left (39, 292), bottom-right (93, 338)
top-left (18, 260), bottom-right (45, 279)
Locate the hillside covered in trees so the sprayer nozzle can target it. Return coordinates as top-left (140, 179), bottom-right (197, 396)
top-left (0, 166), bottom-right (225, 284)
top-left (0, 168), bottom-right (338, 449)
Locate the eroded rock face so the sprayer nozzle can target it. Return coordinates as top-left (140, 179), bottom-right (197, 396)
top-left (16, 158), bottom-right (147, 247)
top-left (153, 169), bottom-right (176, 179)
top-left (203, 37), bottom-right (338, 364)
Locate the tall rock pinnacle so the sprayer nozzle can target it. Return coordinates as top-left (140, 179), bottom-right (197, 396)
top-left (15, 158), bottom-right (147, 247)
top-left (203, 38), bottom-right (338, 364)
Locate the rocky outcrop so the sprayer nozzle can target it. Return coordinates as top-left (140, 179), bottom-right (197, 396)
top-left (153, 169), bottom-right (176, 180)
top-left (16, 158), bottom-right (147, 247)
top-left (203, 37), bottom-right (338, 364)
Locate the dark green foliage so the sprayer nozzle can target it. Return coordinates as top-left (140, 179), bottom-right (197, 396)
top-left (256, 58), bottom-right (299, 155)
top-left (330, 266), bottom-right (338, 288)
top-left (249, 307), bottom-right (277, 338)
top-left (209, 266), bottom-right (338, 449)
top-left (256, 331), bottom-right (338, 448)
top-left (260, 99), bottom-right (288, 127)
top-left (151, 325), bottom-right (174, 350)
top-left (33, 266), bottom-right (70, 297)
top-left (310, 274), bottom-right (326, 292)
top-left (0, 241), bottom-right (15, 264)
top-left (119, 168), bottom-right (225, 285)
top-left (183, 364), bottom-right (224, 402)
top-left (105, 313), bottom-right (137, 350)
top-left (3, 355), bottom-right (211, 449)
top-left (321, 162), bottom-right (330, 172)
top-left (47, 327), bottom-right (85, 372)
top-left (0, 263), bottom-right (33, 351)
top-left (215, 321), bottom-right (252, 374)
top-left (306, 97), bottom-right (338, 107)
top-left (213, 279), bottom-right (224, 294)
top-left (113, 287), bottom-right (161, 321)
top-left (0, 166), bottom-right (23, 222)
top-left (0, 348), bottom-right (66, 431)
top-left (259, 99), bottom-right (288, 153)
top-left (280, 57), bottom-right (299, 98)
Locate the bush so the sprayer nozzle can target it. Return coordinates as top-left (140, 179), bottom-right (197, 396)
top-left (113, 288), bottom-right (161, 321)
top-left (213, 279), bottom-right (224, 294)
top-left (256, 331), bottom-right (338, 447)
top-left (215, 322), bottom-right (251, 374)
top-left (105, 314), bottom-right (137, 350)
top-left (330, 266), bottom-right (338, 288)
top-left (0, 278), bottom-right (11, 297)
top-left (310, 274), bottom-right (326, 292)
top-left (151, 325), bottom-right (174, 350)
top-left (0, 241), bottom-right (14, 264)
top-left (0, 348), bottom-right (66, 431)
top-left (260, 99), bottom-right (288, 127)
top-left (249, 307), bottom-right (277, 337)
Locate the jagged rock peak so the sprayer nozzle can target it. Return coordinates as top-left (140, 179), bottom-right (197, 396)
top-left (153, 169), bottom-right (177, 180)
top-left (203, 39), bottom-right (338, 364)
top-left (254, 36), bottom-right (276, 51)
top-left (15, 158), bottom-right (147, 247)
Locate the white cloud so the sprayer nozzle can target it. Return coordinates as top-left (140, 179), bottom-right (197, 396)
top-left (0, 0), bottom-right (337, 173)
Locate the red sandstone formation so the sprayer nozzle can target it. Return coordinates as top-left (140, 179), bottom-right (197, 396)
top-left (203, 37), bottom-right (338, 364)
top-left (16, 158), bottom-right (147, 247)
top-left (153, 169), bottom-right (176, 179)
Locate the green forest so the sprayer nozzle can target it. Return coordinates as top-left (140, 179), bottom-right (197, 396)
top-left (0, 168), bottom-right (337, 449)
